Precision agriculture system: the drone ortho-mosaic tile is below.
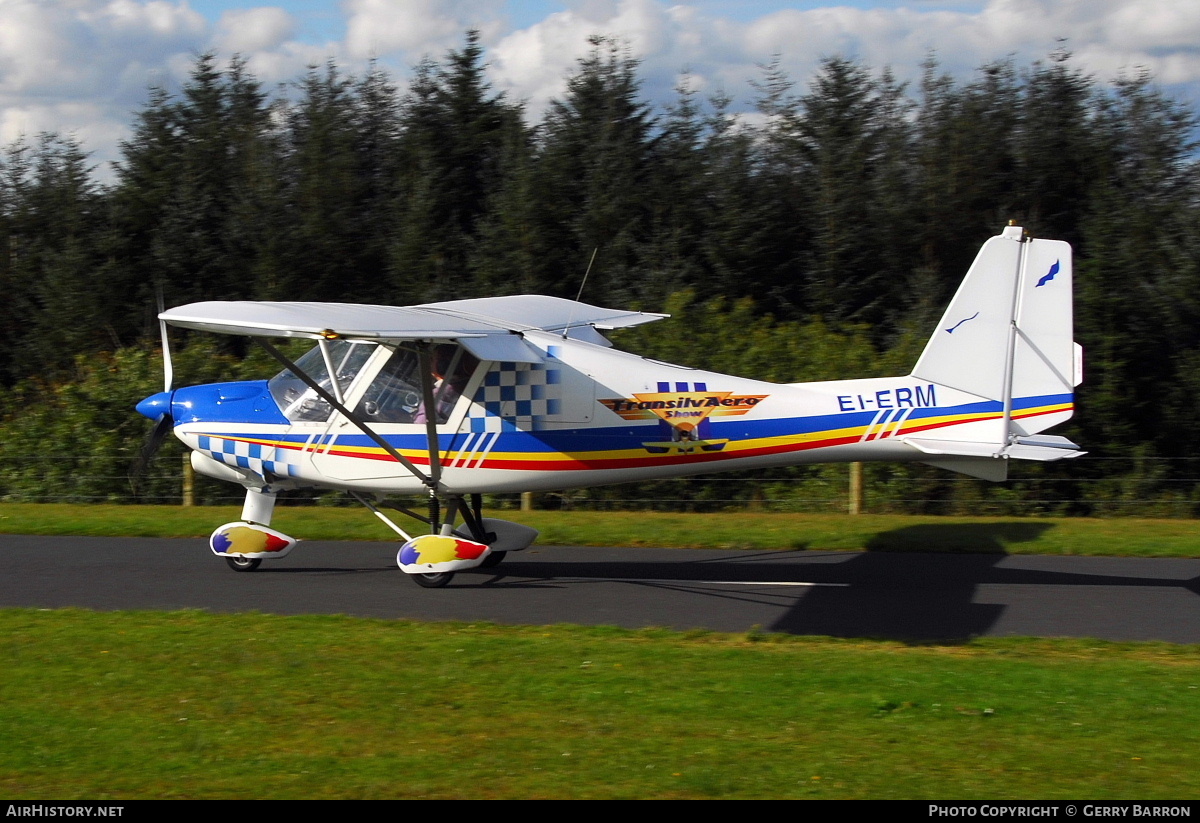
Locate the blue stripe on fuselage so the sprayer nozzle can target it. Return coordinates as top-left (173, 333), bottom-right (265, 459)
top-left (185, 393), bottom-right (1071, 455)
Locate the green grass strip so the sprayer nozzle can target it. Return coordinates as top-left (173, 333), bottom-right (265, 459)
top-left (1, 609), bottom-right (1198, 799)
top-left (3, 503), bottom-right (1200, 556)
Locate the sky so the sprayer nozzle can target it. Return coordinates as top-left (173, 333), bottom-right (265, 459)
top-left (2, 0), bottom-right (1198, 178)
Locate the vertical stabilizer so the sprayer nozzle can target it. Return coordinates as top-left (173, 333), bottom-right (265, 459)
top-left (909, 226), bottom-right (1077, 452)
top-left (912, 226), bottom-right (1023, 401)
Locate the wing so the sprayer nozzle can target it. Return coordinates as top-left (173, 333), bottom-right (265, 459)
top-left (159, 301), bottom-right (496, 339)
top-left (159, 296), bottom-right (667, 362)
top-left (418, 295), bottom-right (667, 332)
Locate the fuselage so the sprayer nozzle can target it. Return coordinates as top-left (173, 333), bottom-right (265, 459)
top-left (142, 329), bottom-right (1074, 496)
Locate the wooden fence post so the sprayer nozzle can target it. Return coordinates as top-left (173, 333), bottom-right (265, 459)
top-left (182, 452), bottom-right (195, 507)
top-left (849, 462), bottom-right (863, 515)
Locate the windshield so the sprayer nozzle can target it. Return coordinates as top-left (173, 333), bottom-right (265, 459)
top-left (268, 341), bottom-right (375, 422)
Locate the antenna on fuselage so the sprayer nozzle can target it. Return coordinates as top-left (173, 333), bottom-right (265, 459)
top-left (561, 247), bottom-right (599, 340)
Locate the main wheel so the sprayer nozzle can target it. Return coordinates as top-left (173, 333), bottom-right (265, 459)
top-left (225, 555), bottom-right (262, 572)
top-left (480, 550), bottom-right (507, 568)
top-left (411, 572), bottom-right (454, 588)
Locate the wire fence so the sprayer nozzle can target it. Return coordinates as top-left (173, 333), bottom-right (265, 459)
top-left (4, 452), bottom-right (1200, 518)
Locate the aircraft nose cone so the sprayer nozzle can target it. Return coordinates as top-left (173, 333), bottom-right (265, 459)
top-left (136, 390), bottom-right (173, 422)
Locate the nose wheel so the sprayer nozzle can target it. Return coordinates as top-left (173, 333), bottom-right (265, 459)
top-left (225, 556), bottom-right (262, 572)
top-left (411, 572), bottom-right (454, 588)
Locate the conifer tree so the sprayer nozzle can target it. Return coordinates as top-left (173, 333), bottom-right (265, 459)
top-left (392, 31), bottom-right (521, 302)
top-left (112, 54), bottom-right (274, 311)
top-left (0, 136), bottom-right (113, 382)
top-left (913, 57), bottom-right (1021, 302)
top-left (791, 57), bottom-right (913, 325)
top-left (639, 75), bottom-right (711, 299)
top-left (277, 62), bottom-right (374, 301)
top-left (1014, 48), bottom-right (1099, 246)
top-left (535, 36), bottom-right (656, 305)
top-left (1076, 72), bottom-right (1200, 463)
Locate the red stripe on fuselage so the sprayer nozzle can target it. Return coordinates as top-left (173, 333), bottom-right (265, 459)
top-left (200, 405), bottom-right (1069, 472)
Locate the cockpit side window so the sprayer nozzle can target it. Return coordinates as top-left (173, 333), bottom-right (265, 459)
top-left (268, 341), bottom-right (375, 422)
top-left (353, 347), bottom-right (421, 423)
top-left (355, 343), bottom-right (479, 425)
top-left (424, 344), bottom-right (479, 424)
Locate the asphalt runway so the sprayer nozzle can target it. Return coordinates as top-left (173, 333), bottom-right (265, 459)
top-left (4, 534), bottom-right (1200, 642)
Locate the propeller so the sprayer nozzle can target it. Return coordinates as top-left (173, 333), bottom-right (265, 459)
top-left (129, 407), bottom-right (175, 493)
top-left (130, 289), bottom-right (177, 495)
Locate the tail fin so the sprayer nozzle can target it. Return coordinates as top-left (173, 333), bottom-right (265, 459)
top-left (905, 225), bottom-right (1083, 479)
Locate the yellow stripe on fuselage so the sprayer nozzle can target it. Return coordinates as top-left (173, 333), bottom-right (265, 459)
top-left (197, 401), bottom-right (1071, 468)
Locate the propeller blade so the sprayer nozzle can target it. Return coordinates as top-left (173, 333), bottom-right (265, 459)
top-left (157, 287), bottom-right (173, 393)
top-left (129, 411), bottom-right (174, 495)
top-left (160, 318), bottom-right (173, 393)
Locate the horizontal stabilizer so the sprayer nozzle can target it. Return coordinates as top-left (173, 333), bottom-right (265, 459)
top-left (1009, 434), bottom-right (1086, 461)
top-left (904, 436), bottom-right (1083, 462)
top-left (919, 456), bottom-right (1009, 482)
top-left (902, 434), bottom-right (1084, 487)
top-left (1013, 434), bottom-right (1081, 450)
top-left (1006, 444), bottom-right (1086, 461)
top-left (903, 438), bottom-right (1001, 458)
top-left (903, 438), bottom-right (1007, 481)
top-left (904, 435), bottom-right (1084, 482)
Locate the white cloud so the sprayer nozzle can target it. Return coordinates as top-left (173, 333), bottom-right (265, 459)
top-left (343, 0), bottom-right (506, 60)
top-left (1105, 0), bottom-right (1200, 51)
top-left (214, 6), bottom-right (296, 54)
top-left (482, 0), bottom-right (1200, 134)
top-left (488, 4), bottom-right (608, 113)
top-left (490, 0), bottom-right (726, 118)
top-left (0, 0), bottom-right (207, 174)
top-left (208, 6), bottom-right (339, 89)
top-left (0, 1), bottom-right (1198, 183)
top-left (0, 2), bottom-right (326, 177)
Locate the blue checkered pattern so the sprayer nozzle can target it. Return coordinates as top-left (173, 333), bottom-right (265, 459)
top-left (198, 435), bottom-right (299, 479)
top-left (466, 350), bottom-right (563, 433)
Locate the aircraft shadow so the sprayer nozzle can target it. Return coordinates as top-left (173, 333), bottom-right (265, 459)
top-left (862, 521), bottom-right (1055, 554)
top-left (462, 522), bottom-right (1200, 644)
top-left (777, 521), bottom-right (1056, 641)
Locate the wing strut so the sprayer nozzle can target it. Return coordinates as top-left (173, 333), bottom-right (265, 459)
top-left (255, 339), bottom-right (440, 492)
top-left (417, 345), bottom-right (443, 488)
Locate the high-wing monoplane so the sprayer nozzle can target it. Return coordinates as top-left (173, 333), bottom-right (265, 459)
top-left (135, 225), bottom-right (1083, 586)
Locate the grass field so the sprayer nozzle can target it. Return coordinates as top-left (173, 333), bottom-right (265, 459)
top-left (4, 504), bottom-right (1200, 798)
top-left (2, 610), bottom-right (1199, 799)
top-left (4, 502), bottom-right (1200, 556)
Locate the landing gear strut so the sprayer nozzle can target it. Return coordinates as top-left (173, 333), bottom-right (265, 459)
top-left (480, 551), bottom-right (507, 568)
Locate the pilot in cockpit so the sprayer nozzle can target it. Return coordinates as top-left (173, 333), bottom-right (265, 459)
top-left (414, 344), bottom-right (476, 424)
top-left (347, 343), bottom-right (477, 425)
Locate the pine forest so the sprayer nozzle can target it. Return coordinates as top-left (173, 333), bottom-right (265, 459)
top-left (1, 32), bottom-right (1198, 515)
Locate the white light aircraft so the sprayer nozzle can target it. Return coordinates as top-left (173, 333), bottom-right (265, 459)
top-left (135, 224), bottom-right (1083, 587)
